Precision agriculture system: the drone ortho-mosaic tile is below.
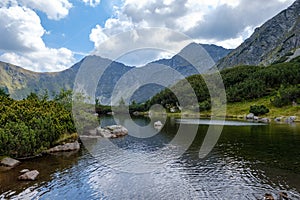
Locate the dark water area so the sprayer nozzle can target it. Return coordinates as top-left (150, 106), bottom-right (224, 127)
top-left (1, 116), bottom-right (300, 199)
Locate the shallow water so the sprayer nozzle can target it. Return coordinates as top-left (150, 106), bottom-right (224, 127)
top-left (1, 116), bottom-right (300, 199)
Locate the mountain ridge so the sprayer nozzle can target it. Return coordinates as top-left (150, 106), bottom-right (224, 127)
top-left (0, 43), bottom-right (230, 102)
top-left (217, 0), bottom-right (300, 69)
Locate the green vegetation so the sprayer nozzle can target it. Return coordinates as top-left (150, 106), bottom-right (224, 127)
top-left (0, 89), bottom-right (76, 158)
top-left (129, 56), bottom-right (300, 118)
top-left (249, 105), bottom-right (270, 116)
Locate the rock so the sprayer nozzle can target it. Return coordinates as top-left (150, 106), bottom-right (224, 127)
top-left (274, 117), bottom-right (283, 122)
top-left (105, 125), bottom-right (122, 131)
top-left (96, 127), bottom-right (113, 138)
top-left (96, 125), bottom-right (128, 138)
top-left (170, 107), bottom-right (176, 113)
top-left (253, 116), bottom-right (259, 121)
top-left (279, 192), bottom-right (289, 200)
top-left (154, 121), bottom-right (163, 127)
top-left (0, 157), bottom-right (20, 168)
top-left (20, 169), bottom-right (30, 173)
top-left (107, 112), bottom-right (114, 115)
top-left (132, 111), bottom-right (141, 116)
top-left (18, 170), bottom-right (39, 181)
top-left (264, 193), bottom-right (275, 200)
top-left (87, 129), bottom-right (97, 135)
top-left (112, 127), bottom-right (128, 137)
top-left (46, 141), bottom-right (80, 153)
top-left (286, 116), bottom-right (296, 123)
top-left (259, 118), bottom-right (270, 123)
top-left (246, 113), bottom-right (254, 119)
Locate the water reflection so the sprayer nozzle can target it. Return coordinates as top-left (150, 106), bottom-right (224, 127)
top-left (1, 116), bottom-right (300, 199)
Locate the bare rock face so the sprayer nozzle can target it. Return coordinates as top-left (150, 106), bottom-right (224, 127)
top-left (18, 170), bottom-right (39, 181)
top-left (46, 141), bottom-right (80, 153)
top-left (0, 157), bottom-right (20, 168)
top-left (217, 0), bottom-right (300, 69)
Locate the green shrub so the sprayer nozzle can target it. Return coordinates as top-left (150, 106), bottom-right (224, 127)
top-left (249, 105), bottom-right (270, 116)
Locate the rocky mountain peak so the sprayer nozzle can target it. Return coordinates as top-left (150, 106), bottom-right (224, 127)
top-left (217, 0), bottom-right (300, 69)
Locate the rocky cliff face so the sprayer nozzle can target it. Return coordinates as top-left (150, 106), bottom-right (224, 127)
top-left (217, 0), bottom-right (300, 69)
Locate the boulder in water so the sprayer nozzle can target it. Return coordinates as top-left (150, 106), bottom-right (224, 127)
top-left (0, 157), bottom-right (20, 168)
top-left (46, 141), bottom-right (80, 153)
top-left (18, 170), bottom-right (39, 181)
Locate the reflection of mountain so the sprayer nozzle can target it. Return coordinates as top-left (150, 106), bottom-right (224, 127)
top-left (0, 43), bottom-right (230, 103)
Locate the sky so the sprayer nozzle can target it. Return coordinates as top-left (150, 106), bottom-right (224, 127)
top-left (0, 0), bottom-right (296, 72)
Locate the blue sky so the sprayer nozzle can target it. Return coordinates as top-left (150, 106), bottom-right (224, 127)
top-left (0, 0), bottom-right (295, 72)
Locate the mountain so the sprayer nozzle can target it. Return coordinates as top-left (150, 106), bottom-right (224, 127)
top-left (154, 43), bottom-right (231, 76)
top-left (128, 43), bottom-right (231, 102)
top-left (0, 43), bottom-right (230, 102)
top-left (217, 0), bottom-right (300, 69)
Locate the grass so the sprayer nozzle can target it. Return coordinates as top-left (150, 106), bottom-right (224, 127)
top-left (158, 96), bottom-right (300, 121)
top-left (53, 133), bottom-right (79, 146)
top-left (225, 96), bottom-right (300, 120)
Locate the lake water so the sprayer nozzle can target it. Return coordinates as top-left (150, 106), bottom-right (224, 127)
top-left (1, 116), bottom-right (300, 199)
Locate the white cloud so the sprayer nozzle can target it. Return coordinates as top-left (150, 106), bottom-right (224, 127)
top-left (81, 0), bottom-right (101, 7)
top-left (0, 6), bottom-right (45, 52)
top-left (0, 48), bottom-right (75, 72)
top-left (0, 0), bottom-right (72, 20)
top-left (0, 6), bottom-right (75, 72)
top-left (89, 0), bottom-right (296, 60)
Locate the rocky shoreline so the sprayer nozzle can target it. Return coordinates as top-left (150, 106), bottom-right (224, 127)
top-left (0, 124), bottom-right (129, 181)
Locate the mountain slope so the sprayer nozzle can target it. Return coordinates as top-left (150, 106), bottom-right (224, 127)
top-left (154, 43), bottom-right (231, 76)
top-left (217, 0), bottom-right (300, 69)
top-left (0, 43), bottom-right (230, 102)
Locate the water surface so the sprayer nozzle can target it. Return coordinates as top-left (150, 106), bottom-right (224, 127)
top-left (1, 116), bottom-right (300, 199)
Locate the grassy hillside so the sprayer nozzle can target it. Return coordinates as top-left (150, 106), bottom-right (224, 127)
top-left (133, 56), bottom-right (300, 119)
top-left (0, 61), bottom-right (76, 99)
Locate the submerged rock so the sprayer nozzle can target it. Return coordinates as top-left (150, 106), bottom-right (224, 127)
top-left (264, 193), bottom-right (275, 200)
top-left (279, 192), bottom-right (289, 200)
top-left (18, 170), bottom-right (39, 181)
top-left (0, 157), bottom-right (20, 168)
top-left (46, 141), bottom-right (80, 153)
top-left (20, 169), bottom-right (30, 173)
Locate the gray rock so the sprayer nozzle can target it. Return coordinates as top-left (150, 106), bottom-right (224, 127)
top-left (20, 169), bottom-right (30, 173)
top-left (259, 118), bottom-right (270, 123)
top-left (96, 127), bottom-right (113, 138)
top-left (246, 113), bottom-right (255, 119)
top-left (253, 116), bottom-right (259, 121)
top-left (18, 170), bottom-right (39, 181)
top-left (96, 125), bottom-right (128, 139)
top-left (0, 157), bottom-right (20, 168)
top-left (274, 117), bottom-right (283, 122)
top-left (46, 141), bottom-right (80, 153)
top-left (286, 116), bottom-right (297, 123)
top-left (154, 121), bottom-right (163, 127)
